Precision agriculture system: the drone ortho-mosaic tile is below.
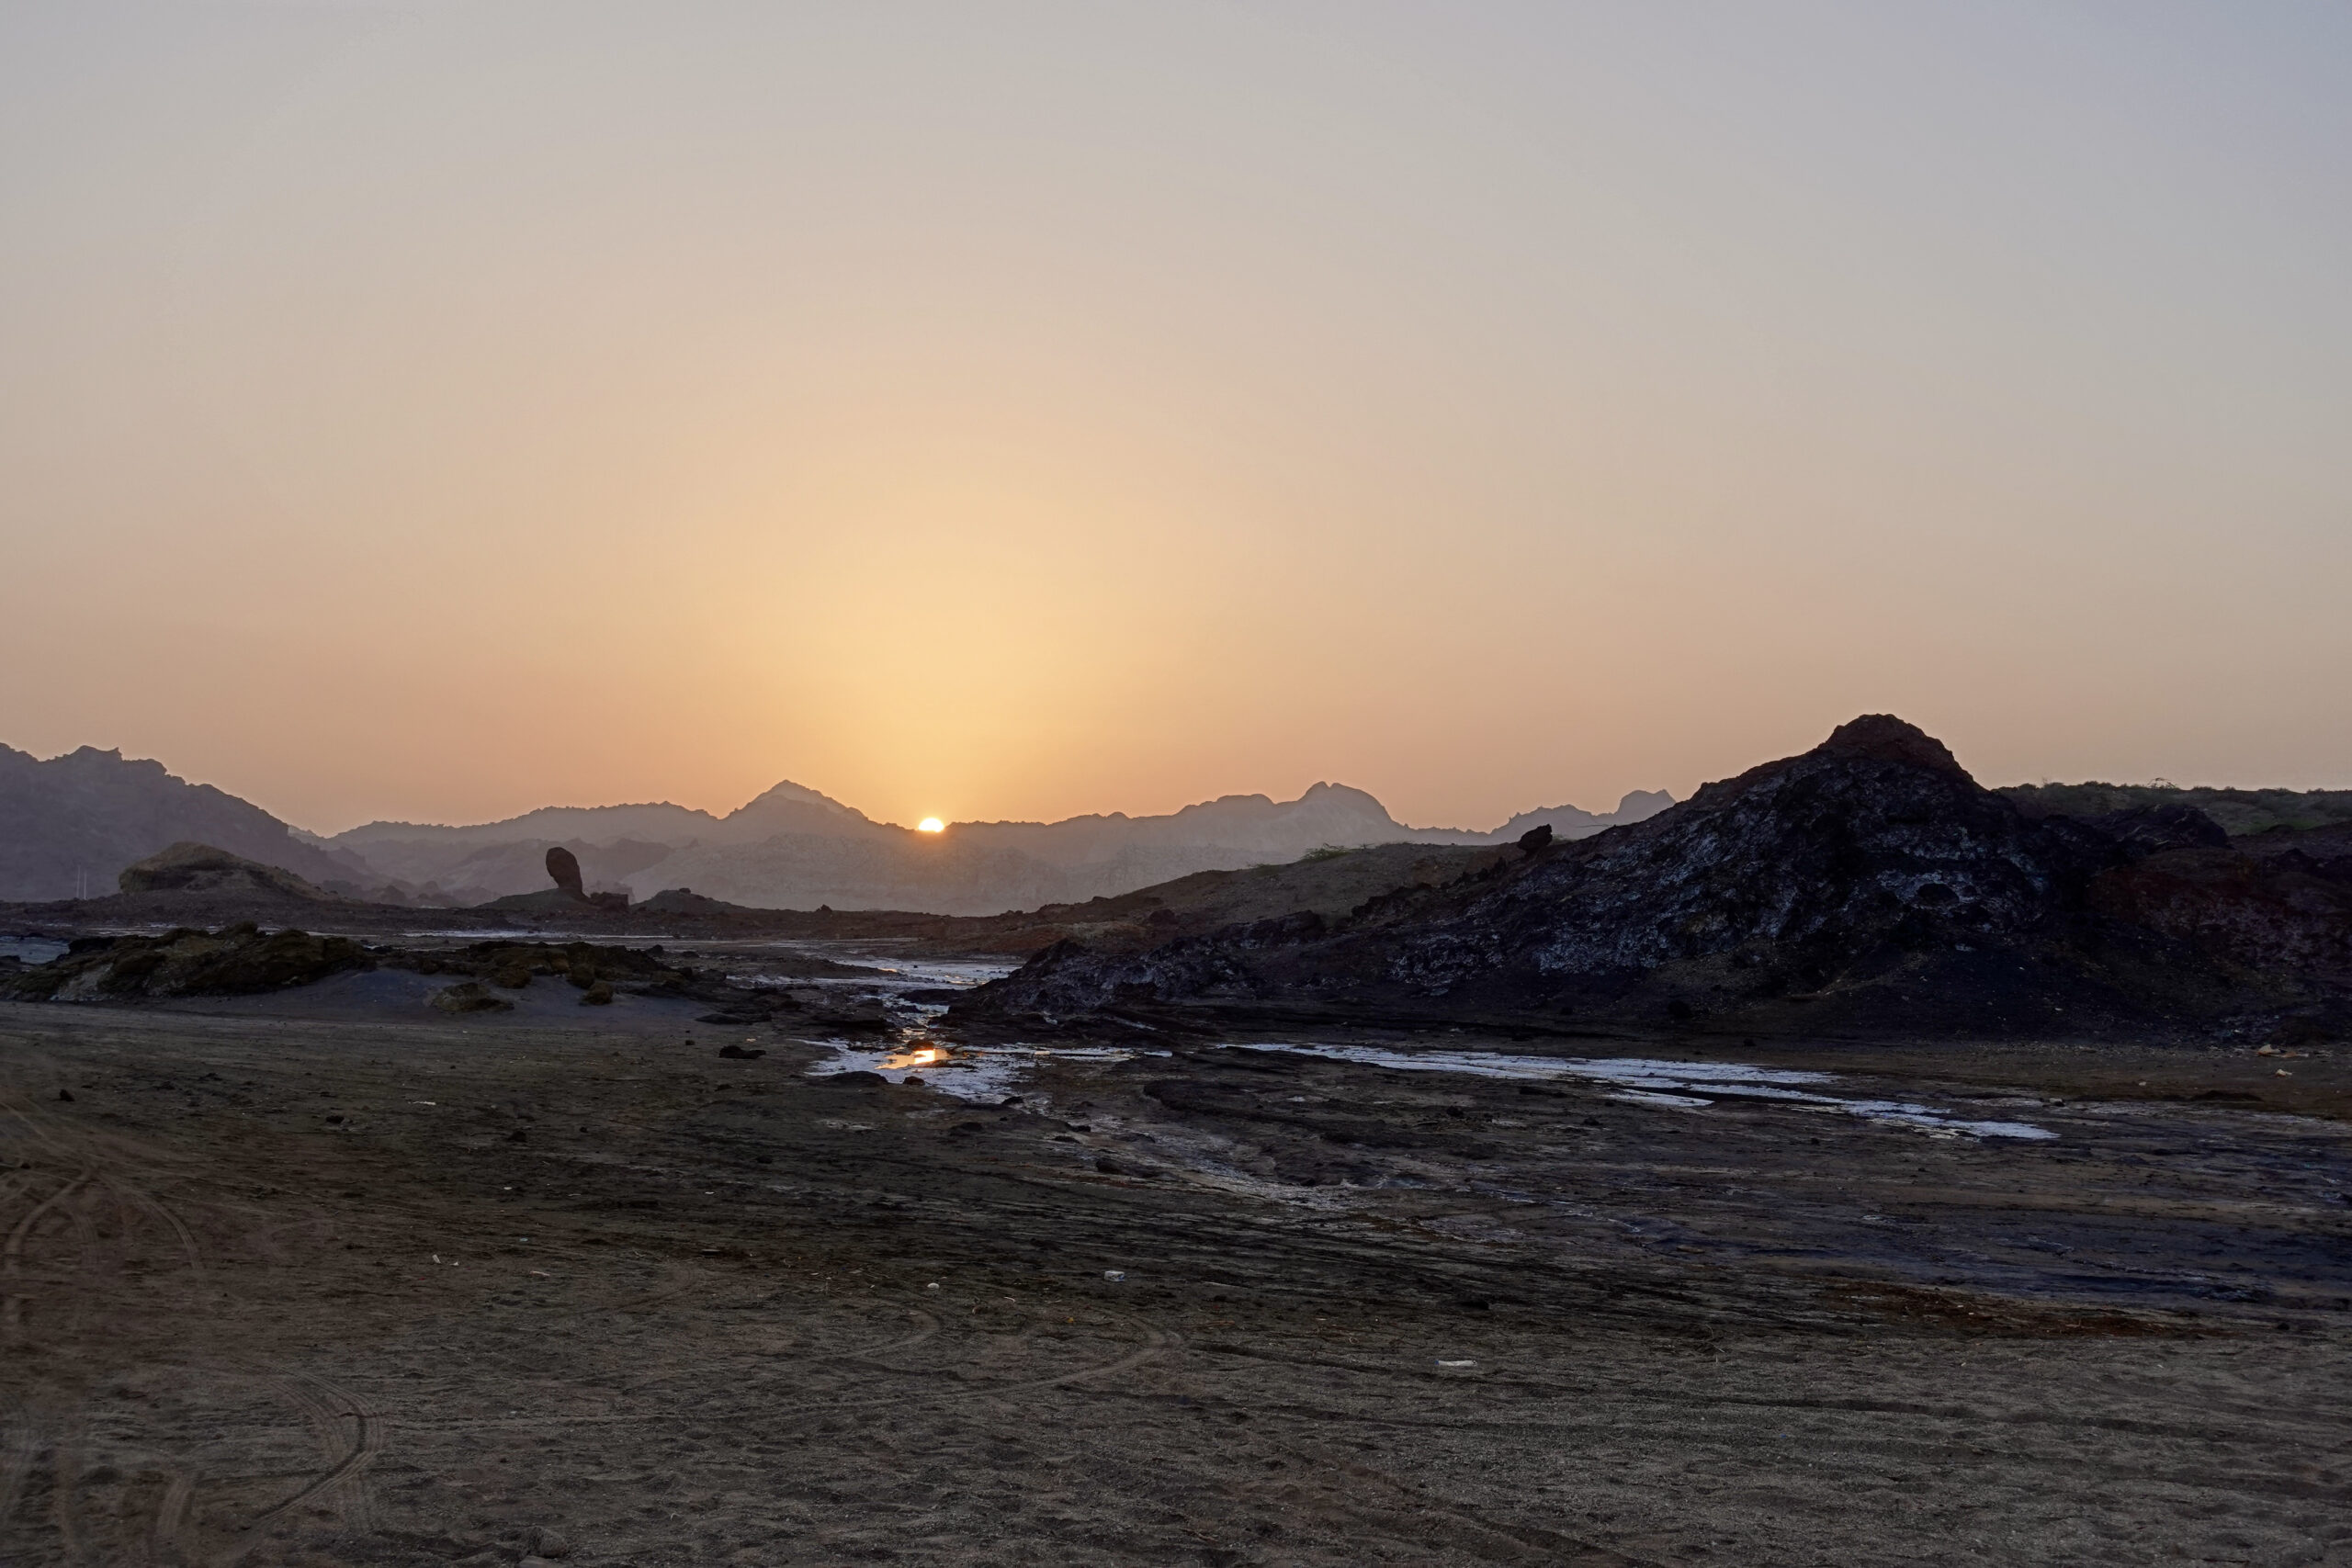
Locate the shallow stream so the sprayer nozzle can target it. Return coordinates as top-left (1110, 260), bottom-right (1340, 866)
top-left (806, 1032), bottom-right (2055, 1140)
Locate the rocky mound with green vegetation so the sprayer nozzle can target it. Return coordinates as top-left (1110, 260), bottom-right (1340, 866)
top-left (4, 924), bottom-right (373, 1000)
top-left (387, 939), bottom-right (687, 993)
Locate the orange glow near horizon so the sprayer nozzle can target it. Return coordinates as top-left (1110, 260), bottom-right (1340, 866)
top-left (0, 7), bottom-right (2346, 832)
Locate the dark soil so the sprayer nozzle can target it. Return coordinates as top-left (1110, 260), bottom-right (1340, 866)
top-left (0, 986), bottom-right (2345, 1565)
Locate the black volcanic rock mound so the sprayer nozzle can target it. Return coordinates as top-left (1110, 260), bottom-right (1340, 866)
top-left (1806, 712), bottom-right (1968, 775)
top-left (955, 716), bottom-right (2326, 1038)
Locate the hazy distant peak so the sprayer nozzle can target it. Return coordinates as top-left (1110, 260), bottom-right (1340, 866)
top-left (1480, 788), bottom-right (1679, 844)
top-left (1168, 782), bottom-right (1398, 823)
top-left (1299, 780), bottom-right (1392, 810)
top-left (331, 800), bottom-right (724, 844)
top-left (1612, 789), bottom-right (1676, 821)
top-left (728, 778), bottom-right (873, 823)
top-left (49, 745), bottom-right (172, 782)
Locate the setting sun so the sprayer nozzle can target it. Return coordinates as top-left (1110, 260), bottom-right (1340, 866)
top-left (917, 818), bottom-right (945, 833)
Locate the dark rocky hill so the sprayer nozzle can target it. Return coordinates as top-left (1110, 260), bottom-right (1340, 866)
top-left (956, 716), bottom-right (2352, 1043)
top-left (0, 745), bottom-right (363, 902)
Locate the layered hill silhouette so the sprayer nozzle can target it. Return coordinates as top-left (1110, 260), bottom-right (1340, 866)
top-left (0, 743), bottom-right (1671, 916)
top-left (957, 716), bottom-right (2352, 1040)
top-left (314, 778), bottom-right (1675, 915)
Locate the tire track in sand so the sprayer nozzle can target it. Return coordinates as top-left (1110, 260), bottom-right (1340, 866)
top-left (200, 1370), bottom-right (381, 1568)
top-left (3, 1171), bottom-right (92, 1344)
top-left (145, 1467), bottom-right (196, 1568)
top-left (0, 1393), bottom-right (39, 1552)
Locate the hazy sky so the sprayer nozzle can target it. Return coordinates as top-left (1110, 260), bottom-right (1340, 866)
top-left (3, 3), bottom-right (2346, 833)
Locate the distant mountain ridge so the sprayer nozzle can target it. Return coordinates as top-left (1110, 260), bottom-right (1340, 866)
top-left (0, 741), bottom-right (1676, 915)
top-left (316, 778), bottom-right (1679, 913)
top-left (0, 745), bottom-right (366, 903)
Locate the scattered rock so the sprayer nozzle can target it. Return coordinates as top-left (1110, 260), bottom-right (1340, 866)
top-left (432, 982), bottom-right (514, 1014)
top-left (717, 1043), bottom-right (764, 1059)
top-left (579, 981), bottom-right (614, 1005)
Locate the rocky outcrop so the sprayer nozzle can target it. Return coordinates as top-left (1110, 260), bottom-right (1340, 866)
top-left (431, 981), bottom-right (514, 1013)
top-left (118, 842), bottom-right (334, 899)
top-left (2089, 823), bottom-right (2352, 979)
top-left (388, 940), bottom-right (685, 991)
top-left (546, 845), bottom-right (585, 898)
top-left (4, 924), bottom-right (373, 1001)
top-left (956, 716), bottom-right (2346, 1039)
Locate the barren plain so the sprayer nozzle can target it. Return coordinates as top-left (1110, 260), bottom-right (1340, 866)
top-left (0, 950), bottom-right (2346, 1566)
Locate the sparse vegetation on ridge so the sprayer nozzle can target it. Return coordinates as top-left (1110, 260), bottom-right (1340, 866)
top-left (2001, 782), bottom-right (2352, 836)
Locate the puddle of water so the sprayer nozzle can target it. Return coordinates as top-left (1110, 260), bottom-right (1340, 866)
top-left (805, 1039), bottom-right (1160, 1102)
top-left (856, 957), bottom-right (1022, 988)
top-left (1, 936), bottom-right (69, 965)
top-left (799, 1032), bottom-right (2053, 1140)
top-left (1218, 1043), bottom-right (2056, 1141)
top-left (1829, 1100), bottom-right (2055, 1140)
top-left (399, 928), bottom-right (554, 940)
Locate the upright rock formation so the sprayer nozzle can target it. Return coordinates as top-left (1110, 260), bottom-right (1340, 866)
top-left (546, 845), bottom-right (586, 899)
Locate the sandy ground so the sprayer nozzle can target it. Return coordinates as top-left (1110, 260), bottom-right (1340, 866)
top-left (0, 982), bottom-right (2346, 1566)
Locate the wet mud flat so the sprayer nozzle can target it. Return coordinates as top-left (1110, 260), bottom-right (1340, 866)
top-left (0, 1000), bottom-right (2346, 1566)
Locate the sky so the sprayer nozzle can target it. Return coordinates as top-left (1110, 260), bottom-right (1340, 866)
top-left (2, 2), bottom-right (2346, 834)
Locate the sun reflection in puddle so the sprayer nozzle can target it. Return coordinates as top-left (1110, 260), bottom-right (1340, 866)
top-left (806, 1038), bottom-right (1163, 1102)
